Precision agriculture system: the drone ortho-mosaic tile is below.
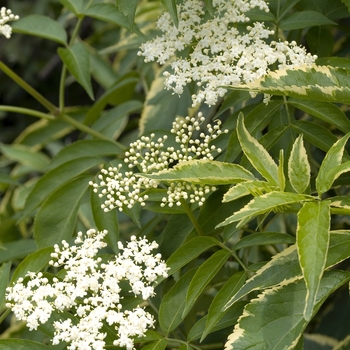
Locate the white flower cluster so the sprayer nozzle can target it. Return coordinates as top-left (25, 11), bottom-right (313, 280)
top-left (138, 0), bottom-right (317, 106)
top-left (0, 7), bottom-right (19, 39)
top-left (90, 113), bottom-right (228, 211)
top-left (6, 230), bottom-right (168, 350)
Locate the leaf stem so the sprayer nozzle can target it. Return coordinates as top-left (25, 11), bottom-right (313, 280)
top-left (0, 309), bottom-right (11, 325)
top-left (59, 16), bottom-right (84, 112)
top-left (218, 242), bottom-right (248, 272)
top-left (0, 106), bottom-right (55, 121)
top-left (59, 113), bottom-right (126, 148)
top-left (180, 198), bottom-right (204, 236)
top-left (0, 61), bottom-right (57, 113)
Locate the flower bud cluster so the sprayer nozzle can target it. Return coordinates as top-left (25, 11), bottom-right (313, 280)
top-left (6, 230), bottom-right (168, 350)
top-left (0, 7), bottom-right (19, 39)
top-left (91, 113), bottom-right (228, 211)
top-left (138, 0), bottom-right (317, 106)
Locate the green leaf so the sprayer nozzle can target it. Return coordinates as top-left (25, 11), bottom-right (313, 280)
top-left (0, 339), bottom-right (52, 349)
top-left (84, 3), bottom-right (134, 31)
top-left (166, 237), bottom-right (220, 276)
top-left (288, 135), bottom-right (311, 194)
top-left (34, 175), bottom-right (93, 248)
top-left (189, 301), bottom-right (247, 342)
top-left (280, 11), bottom-right (336, 30)
top-left (140, 339), bottom-right (168, 350)
top-left (225, 100), bottom-right (283, 163)
top-left (0, 262), bottom-right (11, 307)
top-left (12, 15), bottom-right (67, 44)
top-left (292, 120), bottom-right (338, 153)
top-left (59, 0), bottom-right (84, 15)
top-left (316, 133), bottom-right (350, 195)
top-left (217, 191), bottom-right (312, 228)
top-left (158, 269), bottom-right (197, 333)
top-left (58, 42), bottom-right (94, 100)
top-left (289, 98), bottom-right (350, 134)
top-left (0, 143), bottom-right (50, 171)
top-left (201, 272), bottom-right (247, 341)
top-left (142, 159), bottom-right (255, 185)
top-left (115, 0), bottom-right (139, 29)
top-left (90, 189), bottom-right (119, 254)
top-left (230, 65), bottom-right (350, 105)
top-left (297, 200), bottom-right (330, 321)
top-left (10, 247), bottom-right (54, 284)
top-left (234, 232), bottom-right (295, 250)
top-left (225, 245), bottom-right (300, 308)
top-left (226, 231), bottom-right (350, 309)
top-left (223, 180), bottom-right (277, 202)
top-left (160, 0), bottom-right (178, 27)
top-left (0, 240), bottom-right (37, 264)
top-left (84, 74), bottom-right (139, 125)
top-left (236, 113), bottom-right (279, 186)
top-left (225, 270), bottom-right (350, 350)
top-left (341, 0), bottom-right (350, 13)
top-left (204, 0), bottom-right (214, 15)
top-left (20, 157), bottom-right (101, 220)
top-left (183, 250), bottom-right (231, 317)
top-left (47, 140), bottom-right (124, 170)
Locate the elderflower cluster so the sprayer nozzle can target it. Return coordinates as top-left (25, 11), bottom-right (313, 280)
top-left (138, 0), bottom-right (317, 106)
top-left (0, 7), bottom-right (19, 39)
top-left (90, 113), bottom-right (228, 211)
top-left (6, 230), bottom-right (168, 350)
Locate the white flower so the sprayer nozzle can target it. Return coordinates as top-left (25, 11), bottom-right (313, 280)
top-left (90, 112), bottom-right (228, 211)
top-left (6, 230), bottom-right (169, 350)
top-left (138, 0), bottom-right (317, 106)
top-left (0, 7), bottom-right (19, 39)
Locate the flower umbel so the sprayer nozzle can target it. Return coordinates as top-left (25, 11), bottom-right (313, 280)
top-left (138, 0), bottom-right (317, 106)
top-left (90, 113), bottom-right (228, 211)
top-left (0, 7), bottom-right (19, 39)
top-left (6, 230), bottom-right (169, 350)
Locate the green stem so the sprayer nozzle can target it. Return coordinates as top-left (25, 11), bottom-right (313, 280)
top-left (59, 113), bottom-right (126, 148)
top-left (180, 198), bottom-right (204, 236)
top-left (218, 242), bottom-right (248, 272)
top-left (0, 61), bottom-right (57, 113)
top-left (59, 16), bottom-right (84, 112)
top-left (0, 106), bottom-right (55, 121)
top-left (0, 308), bottom-right (11, 325)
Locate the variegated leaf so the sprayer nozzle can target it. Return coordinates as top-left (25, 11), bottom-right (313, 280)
top-left (223, 180), bottom-right (277, 202)
top-left (224, 270), bottom-right (350, 350)
top-left (316, 133), bottom-right (350, 195)
top-left (217, 192), bottom-right (312, 228)
top-left (229, 65), bottom-right (350, 105)
top-left (288, 135), bottom-right (311, 194)
top-left (297, 201), bottom-right (330, 321)
top-left (236, 113), bottom-right (280, 187)
top-left (140, 159), bottom-right (256, 185)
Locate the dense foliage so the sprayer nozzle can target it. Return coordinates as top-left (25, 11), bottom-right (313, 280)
top-left (1, 0), bottom-right (350, 349)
